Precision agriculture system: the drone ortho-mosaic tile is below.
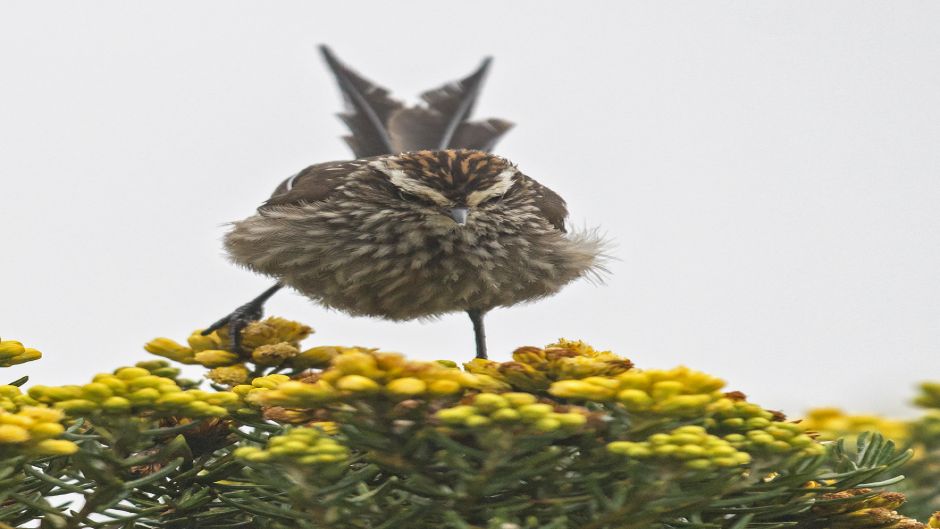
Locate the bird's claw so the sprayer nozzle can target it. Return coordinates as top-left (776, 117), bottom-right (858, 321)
top-left (202, 301), bottom-right (265, 354)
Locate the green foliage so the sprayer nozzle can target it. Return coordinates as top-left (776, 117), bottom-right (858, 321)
top-left (0, 319), bottom-right (929, 529)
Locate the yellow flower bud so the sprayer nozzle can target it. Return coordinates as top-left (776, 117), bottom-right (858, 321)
top-left (80, 383), bottom-right (113, 401)
top-left (291, 346), bottom-right (340, 369)
top-left (436, 405), bottom-right (477, 424)
top-left (0, 340), bottom-right (26, 360)
top-left (650, 381), bottom-right (683, 399)
top-left (549, 380), bottom-right (614, 401)
top-left (491, 408), bottom-right (522, 422)
top-left (156, 392), bottom-right (196, 407)
top-left (554, 412), bottom-right (588, 428)
top-left (54, 399), bottom-right (98, 414)
top-left (93, 376), bottom-right (127, 393)
top-left (5, 348), bottom-right (42, 366)
top-left (534, 417), bottom-right (561, 432)
top-left (115, 367), bottom-right (151, 380)
top-left (0, 424), bottom-right (30, 443)
top-left (251, 374), bottom-right (290, 389)
top-left (232, 384), bottom-right (254, 396)
top-left (746, 417), bottom-right (771, 429)
top-left (34, 439), bottom-right (79, 456)
top-left (144, 338), bottom-right (196, 363)
top-left (0, 413), bottom-right (33, 428)
top-left (128, 388), bottom-right (160, 404)
top-left (42, 386), bottom-right (83, 402)
top-left (194, 350), bottom-right (239, 368)
top-left (187, 331), bottom-right (222, 352)
top-left (685, 459), bottom-right (712, 470)
top-left (19, 407), bottom-right (62, 423)
top-left (464, 415), bottom-right (491, 428)
top-left (657, 394), bottom-right (712, 414)
top-left (503, 392), bottom-right (538, 407)
top-left (205, 392), bottom-right (239, 406)
top-left (427, 379), bottom-right (462, 396)
top-left (330, 353), bottom-right (380, 378)
top-left (386, 377), bottom-right (427, 397)
top-left (29, 422), bottom-right (65, 440)
top-left (617, 389), bottom-right (653, 411)
top-left (336, 375), bottom-right (380, 393)
top-left (473, 393), bottom-right (509, 411)
top-left (616, 371), bottom-right (650, 390)
top-left (517, 403), bottom-right (554, 421)
top-left (128, 375), bottom-right (170, 391)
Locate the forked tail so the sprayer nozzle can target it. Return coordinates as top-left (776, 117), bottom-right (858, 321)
top-left (319, 45), bottom-right (513, 157)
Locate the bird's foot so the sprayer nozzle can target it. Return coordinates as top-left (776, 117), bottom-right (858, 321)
top-left (202, 300), bottom-right (265, 354)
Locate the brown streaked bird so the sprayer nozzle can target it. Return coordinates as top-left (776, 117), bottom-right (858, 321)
top-left (204, 46), bottom-right (604, 359)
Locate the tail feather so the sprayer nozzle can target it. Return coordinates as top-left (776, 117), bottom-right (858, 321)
top-left (319, 45), bottom-right (402, 157)
top-left (320, 45), bottom-right (512, 157)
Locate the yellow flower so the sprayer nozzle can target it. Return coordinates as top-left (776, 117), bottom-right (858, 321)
top-left (208, 365), bottom-right (251, 386)
top-left (251, 343), bottom-right (299, 366)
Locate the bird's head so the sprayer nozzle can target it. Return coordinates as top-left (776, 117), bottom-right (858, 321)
top-left (368, 149), bottom-right (521, 226)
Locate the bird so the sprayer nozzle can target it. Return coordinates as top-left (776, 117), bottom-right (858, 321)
top-left (204, 46), bottom-right (604, 359)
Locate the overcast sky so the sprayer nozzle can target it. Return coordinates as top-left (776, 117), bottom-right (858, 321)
top-left (2, 1), bottom-right (938, 417)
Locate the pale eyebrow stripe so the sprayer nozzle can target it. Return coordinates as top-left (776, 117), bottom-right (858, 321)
top-left (467, 167), bottom-right (516, 205)
top-left (369, 161), bottom-right (452, 205)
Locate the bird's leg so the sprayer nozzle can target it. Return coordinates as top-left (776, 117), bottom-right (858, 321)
top-left (467, 309), bottom-right (488, 359)
top-left (202, 282), bottom-right (284, 353)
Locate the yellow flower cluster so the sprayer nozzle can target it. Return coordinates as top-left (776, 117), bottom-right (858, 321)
top-left (550, 366), bottom-right (726, 417)
top-left (435, 392), bottom-right (590, 433)
top-left (724, 422), bottom-right (823, 458)
top-left (144, 317), bottom-right (313, 370)
top-left (0, 403), bottom-right (78, 457)
top-left (1, 383), bottom-right (36, 413)
top-left (706, 398), bottom-right (776, 432)
top-left (607, 425), bottom-right (751, 470)
top-left (233, 427), bottom-right (347, 465)
top-left (464, 340), bottom-right (633, 392)
top-left (801, 408), bottom-right (909, 443)
top-left (27, 361), bottom-right (243, 419)
top-left (241, 349), bottom-right (506, 409)
top-left (0, 339), bottom-right (42, 367)
top-left (812, 488), bottom-right (924, 529)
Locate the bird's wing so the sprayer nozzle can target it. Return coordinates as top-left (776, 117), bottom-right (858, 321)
top-left (522, 175), bottom-right (569, 233)
top-left (387, 58), bottom-right (513, 152)
top-left (260, 160), bottom-right (367, 211)
top-left (320, 46), bottom-right (404, 158)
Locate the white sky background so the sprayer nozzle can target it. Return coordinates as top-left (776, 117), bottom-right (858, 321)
top-left (1, 1), bottom-right (938, 418)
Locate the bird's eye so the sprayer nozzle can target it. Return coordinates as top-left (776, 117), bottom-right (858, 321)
top-left (395, 188), bottom-right (435, 206)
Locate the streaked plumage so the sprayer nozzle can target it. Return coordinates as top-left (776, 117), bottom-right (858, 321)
top-left (207, 46), bottom-right (603, 358)
top-left (225, 150), bottom-right (603, 321)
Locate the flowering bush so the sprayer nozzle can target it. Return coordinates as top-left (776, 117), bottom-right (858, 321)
top-left (0, 318), bottom-right (932, 529)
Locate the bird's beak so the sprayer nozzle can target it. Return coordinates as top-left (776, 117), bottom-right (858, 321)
top-left (446, 207), bottom-right (469, 225)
